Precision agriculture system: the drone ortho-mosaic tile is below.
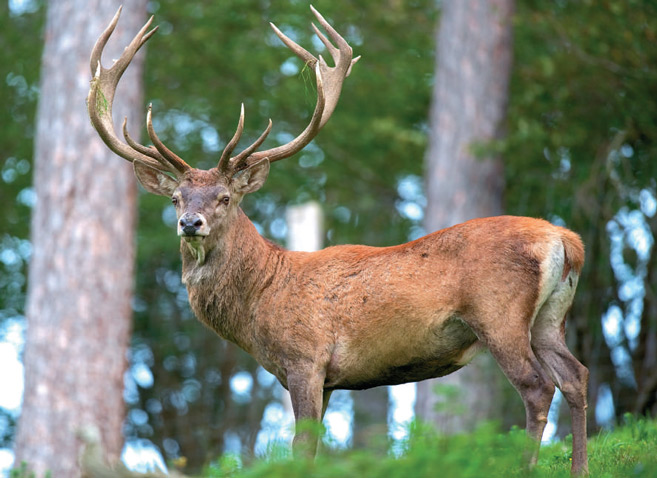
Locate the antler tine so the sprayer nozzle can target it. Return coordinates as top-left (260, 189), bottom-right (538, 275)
top-left (311, 23), bottom-right (339, 61)
top-left (122, 118), bottom-right (178, 175)
top-left (218, 104), bottom-right (246, 173)
top-left (310, 23), bottom-right (361, 79)
top-left (90, 8), bottom-right (157, 81)
top-left (310, 7), bottom-right (346, 58)
top-left (246, 65), bottom-right (326, 166)
top-left (230, 119), bottom-right (274, 172)
top-left (87, 7), bottom-right (184, 175)
top-left (269, 22), bottom-right (317, 68)
top-left (146, 105), bottom-right (191, 174)
top-left (89, 6), bottom-right (121, 76)
top-left (308, 5), bottom-right (360, 125)
top-left (237, 6), bottom-right (355, 169)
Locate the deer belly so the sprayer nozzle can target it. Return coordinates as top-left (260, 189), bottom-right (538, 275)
top-left (324, 315), bottom-right (481, 390)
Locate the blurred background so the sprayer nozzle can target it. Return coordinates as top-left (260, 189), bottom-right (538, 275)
top-left (1, 0), bottom-right (656, 476)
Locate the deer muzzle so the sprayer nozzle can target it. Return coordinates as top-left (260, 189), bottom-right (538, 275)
top-left (178, 212), bottom-right (209, 238)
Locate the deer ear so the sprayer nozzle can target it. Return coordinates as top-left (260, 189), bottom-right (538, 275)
top-left (133, 161), bottom-right (178, 197)
top-left (233, 158), bottom-right (270, 195)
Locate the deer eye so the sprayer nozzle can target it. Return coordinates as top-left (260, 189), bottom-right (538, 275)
top-left (221, 196), bottom-right (230, 205)
top-left (171, 197), bottom-right (178, 206)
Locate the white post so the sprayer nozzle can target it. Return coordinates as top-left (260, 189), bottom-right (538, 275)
top-left (279, 201), bottom-right (324, 442)
top-left (286, 201), bottom-right (323, 252)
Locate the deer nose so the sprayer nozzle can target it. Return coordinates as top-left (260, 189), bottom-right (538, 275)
top-left (179, 213), bottom-right (205, 236)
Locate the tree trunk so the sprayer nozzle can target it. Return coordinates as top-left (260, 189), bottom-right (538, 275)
top-left (351, 387), bottom-right (389, 450)
top-left (14, 1), bottom-right (147, 476)
top-left (416, 0), bottom-right (516, 433)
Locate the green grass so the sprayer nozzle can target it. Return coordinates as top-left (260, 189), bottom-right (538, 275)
top-left (199, 415), bottom-right (657, 478)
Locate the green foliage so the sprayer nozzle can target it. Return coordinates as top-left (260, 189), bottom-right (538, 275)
top-left (430, 383), bottom-right (467, 416)
top-left (204, 453), bottom-right (243, 478)
top-left (0, 1), bottom-right (44, 323)
top-left (506, 0), bottom-right (657, 221)
top-left (198, 418), bottom-right (657, 478)
top-left (9, 461), bottom-right (50, 478)
top-left (622, 413), bottom-right (657, 447)
top-left (9, 462), bottom-right (34, 478)
top-left (0, 0), bottom-right (45, 453)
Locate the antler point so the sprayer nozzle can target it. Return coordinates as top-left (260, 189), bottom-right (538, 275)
top-left (269, 22), bottom-right (282, 35)
top-left (109, 5), bottom-right (123, 28)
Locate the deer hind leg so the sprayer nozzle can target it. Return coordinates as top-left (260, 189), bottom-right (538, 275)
top-left (472, 301), bottom-right (555, 467)
top-left (484, 332), bottom-right (555, 466)
top-left (531, 278), bottom-right (589, 475)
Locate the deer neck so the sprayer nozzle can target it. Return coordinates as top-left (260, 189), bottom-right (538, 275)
top-left (180, 209), bottom-right (285, 347)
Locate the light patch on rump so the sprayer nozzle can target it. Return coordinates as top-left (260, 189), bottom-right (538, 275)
top-left (530, 268), bottom-right (579, 390)
top-left (528, 237), bottom-right (565, 330)
top-left (532, 269), bottom-right (578, 339)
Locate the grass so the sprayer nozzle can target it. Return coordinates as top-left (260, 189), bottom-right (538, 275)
top-left (198, 415), bottom-right (657, 478)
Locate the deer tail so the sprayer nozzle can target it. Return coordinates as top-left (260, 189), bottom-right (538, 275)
top-left (561, 229), bottom-right (585, 280)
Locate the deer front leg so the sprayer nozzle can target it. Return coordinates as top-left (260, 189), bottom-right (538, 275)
top-left (288, 371), bottom-right (326, 457)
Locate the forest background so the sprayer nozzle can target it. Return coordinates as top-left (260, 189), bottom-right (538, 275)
top-left (1, 0), bottom-right (656, 475)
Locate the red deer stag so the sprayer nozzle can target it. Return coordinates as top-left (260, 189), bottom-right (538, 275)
top-left (87, 6), bottom-right (589, 475)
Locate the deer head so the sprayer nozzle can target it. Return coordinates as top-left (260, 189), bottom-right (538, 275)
top-left (87, 6), bottom-right (359, 264)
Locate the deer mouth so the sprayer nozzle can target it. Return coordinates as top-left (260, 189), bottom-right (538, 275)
top-left (181, 232), bottom-right (208, 242)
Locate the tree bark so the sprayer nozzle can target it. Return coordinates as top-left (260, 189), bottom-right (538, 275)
top-left (351, 387), bottom-right (389, 450)
top-left (14, 1), bottom-right (147, 476)
top-left (416, 0), bottom-right (515, 433)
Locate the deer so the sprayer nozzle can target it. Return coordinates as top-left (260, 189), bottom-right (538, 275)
top-left (87, 6), bottom-right (589, 475)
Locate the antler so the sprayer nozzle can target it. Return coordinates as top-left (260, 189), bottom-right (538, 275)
top-left (217, 5), bottom-right (359, 174)
top-left (89, 6), bottom-right (356, 178)
top-left (87, 7), bottom-right (190, 175)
